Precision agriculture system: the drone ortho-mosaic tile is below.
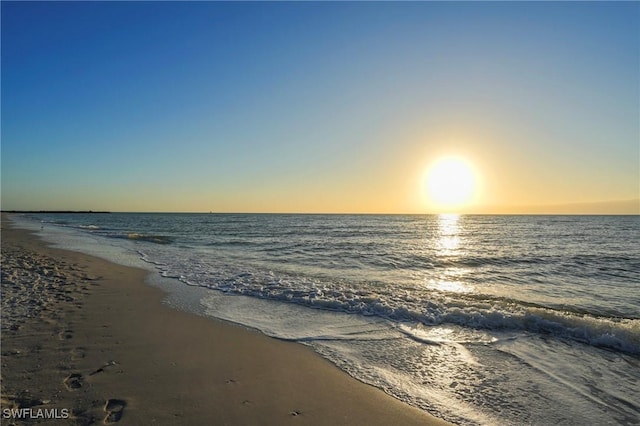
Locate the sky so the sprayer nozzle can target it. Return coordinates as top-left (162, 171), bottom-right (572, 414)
top-left (2, 1), bottom-right (638, 214)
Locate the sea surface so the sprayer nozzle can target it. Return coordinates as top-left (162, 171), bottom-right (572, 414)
top-left (10, 213), bottom-right (640, 425)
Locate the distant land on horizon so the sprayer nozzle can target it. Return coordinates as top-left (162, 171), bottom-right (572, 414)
top-left (1, 210), bottom-right (112, 214)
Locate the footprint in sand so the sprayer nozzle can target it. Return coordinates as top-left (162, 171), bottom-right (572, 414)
top-left (103, 399), bottom-right (126, 424)
top-left (58, 329), bottom-right (73, 340)
top-left (63, 373), bottom-right (83, 390)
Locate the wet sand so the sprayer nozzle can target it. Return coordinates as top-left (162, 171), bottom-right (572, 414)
top-left (1, 216), bottom-right (450, 425)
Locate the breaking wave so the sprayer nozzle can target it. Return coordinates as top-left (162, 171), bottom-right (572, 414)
top-left (140, 254), bottom-right (640, 355)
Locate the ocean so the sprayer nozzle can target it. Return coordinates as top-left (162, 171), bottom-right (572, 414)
top-left (10, 213), bottom-right (640, 425)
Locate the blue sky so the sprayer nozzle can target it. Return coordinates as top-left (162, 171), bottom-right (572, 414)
top-left (2, 1), bottom-right (638, 213)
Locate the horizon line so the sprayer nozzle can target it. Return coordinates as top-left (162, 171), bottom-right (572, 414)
top-left (3, 210), bottom-right (638, 216)
top-left (3, 198), bottom-right (638, 216)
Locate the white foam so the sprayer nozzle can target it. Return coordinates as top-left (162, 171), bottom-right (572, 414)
top-left (200, 291), bottom-right (396, 342)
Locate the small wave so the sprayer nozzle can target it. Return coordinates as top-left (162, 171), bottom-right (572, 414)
top-left (42, 219), bottom-right (69, 226)
top-left (107, 233), bottom-right (174, 245)
top-left (78, 224), bottom-right (100, 230)
top-left (136, 250), bottom-right (167, 266)
top-left (520, 310), bottom-right (640, 353)
top-left (126, 233), bottom-right (174, 244)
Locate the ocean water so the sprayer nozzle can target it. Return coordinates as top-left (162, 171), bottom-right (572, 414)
top-left (10, 213), bottom-right (640, 425)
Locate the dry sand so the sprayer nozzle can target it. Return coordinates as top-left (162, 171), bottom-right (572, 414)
top-left (1, 217), bottom-right (450, 425)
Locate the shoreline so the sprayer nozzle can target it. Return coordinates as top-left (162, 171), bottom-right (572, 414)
top-left (1, 216), bottom-right (450, 425)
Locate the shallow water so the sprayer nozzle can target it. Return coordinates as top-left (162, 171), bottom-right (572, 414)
top-left (12, 213), bottom-right (640, 425)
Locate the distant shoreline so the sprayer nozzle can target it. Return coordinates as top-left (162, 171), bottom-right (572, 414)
top-left (1, 210), bottom-right (111, 214)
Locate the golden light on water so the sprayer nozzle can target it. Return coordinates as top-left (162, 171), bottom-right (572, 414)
top-left (436, 213), bottom-right (461, 254)
top-left (430, 213), bottom-right (472, 294)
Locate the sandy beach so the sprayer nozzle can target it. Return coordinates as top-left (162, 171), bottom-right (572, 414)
top-left (0, 216), bottom-right (449, 425)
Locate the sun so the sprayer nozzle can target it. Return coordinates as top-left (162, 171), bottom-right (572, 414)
top-left (424, 157), bottom-right (477, 210)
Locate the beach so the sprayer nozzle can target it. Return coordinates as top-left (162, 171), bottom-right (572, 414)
top-left (0, 216), bottom-right (450, 425)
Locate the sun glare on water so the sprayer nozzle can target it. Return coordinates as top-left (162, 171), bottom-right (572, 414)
top-left (424, 157), bottom-right (478, 212)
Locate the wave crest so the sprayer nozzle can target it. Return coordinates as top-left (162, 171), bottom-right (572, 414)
top-left (140, 256), bottom-right (640, 355)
